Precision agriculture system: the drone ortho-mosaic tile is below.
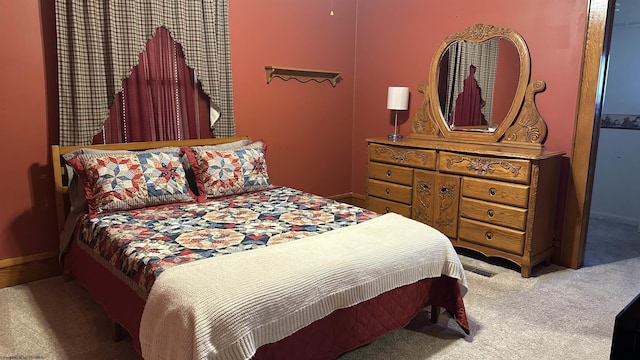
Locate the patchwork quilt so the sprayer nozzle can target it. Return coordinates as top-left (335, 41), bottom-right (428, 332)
top-left (77, 186), bottom-right (379, 295)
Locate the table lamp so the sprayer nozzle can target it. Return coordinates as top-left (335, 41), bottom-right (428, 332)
top-left (387, 86), bottom-right (409, 141)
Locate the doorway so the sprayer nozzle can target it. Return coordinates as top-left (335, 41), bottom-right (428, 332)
top-left (587, 0), bottom-right (640, 265)
top-left (560, 0), bottom-right (616, 269)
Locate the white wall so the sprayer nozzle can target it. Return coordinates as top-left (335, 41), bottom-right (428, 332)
top-left (591, 23), bottom-right (640, 225)
top-left (591, 129), bottom-right (640, 224)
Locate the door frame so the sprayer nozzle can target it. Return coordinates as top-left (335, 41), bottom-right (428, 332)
top-left (560, 0), bottom-right (616, 268)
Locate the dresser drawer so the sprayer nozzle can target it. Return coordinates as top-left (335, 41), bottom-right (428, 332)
top-left (458, 218), bottom-right (525, 255)
top-left (369, 143), bottom-right (436, 169)
top-left (439, 151), bottom-right (530, 184)
top-left (462, 177), bottom-right (529, 208)
top-left (368, 196), bottom-right (412, 217)
top-left (367, 179), bottom-right (412, 204)
top-left (368, 162), bottom-right (413, 186)
top-left (460, 197), bottom-right (527, 231)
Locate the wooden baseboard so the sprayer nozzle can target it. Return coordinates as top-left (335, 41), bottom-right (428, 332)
top-left (329, 192), bottom-right (367, 209)
top-left (0, 251), bottom-right (62, 289)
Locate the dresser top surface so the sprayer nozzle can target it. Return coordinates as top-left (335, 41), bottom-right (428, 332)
top-left (367, 137), bottom-right (565, 160)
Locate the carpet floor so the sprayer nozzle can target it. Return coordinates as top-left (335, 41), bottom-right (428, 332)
top-left (0, 217), bottom-right (638, 359)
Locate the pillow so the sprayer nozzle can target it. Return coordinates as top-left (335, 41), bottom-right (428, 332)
top-left (183, 143), bottom-right (271, 199)
top-left (64, 147), bottom-right (196, 216)
top-left (189, 138), bottom-right (253, 151)
top-left (180, 139), bottom-right (255, 195)
top-left (188, 139), bottom-right (264, 153)
top-left (59, 169), bottom-right (89, 256)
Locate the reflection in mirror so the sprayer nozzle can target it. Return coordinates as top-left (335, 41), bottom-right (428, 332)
top-left (437, 38), bottom-right (520, 132)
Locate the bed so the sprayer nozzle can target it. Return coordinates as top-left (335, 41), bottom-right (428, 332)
top-left (52, 137), bottom-right (469, 360)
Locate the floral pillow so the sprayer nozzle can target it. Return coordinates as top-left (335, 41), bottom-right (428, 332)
top-left (180, 139), bottom-right (255, 196)
top-left (183, 143), bottom-right (271, 200)
top-left (64, 147), bottom-right (196, 216)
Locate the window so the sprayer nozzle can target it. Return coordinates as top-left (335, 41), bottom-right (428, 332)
top-left (95, 28), bottom-right (211, 144)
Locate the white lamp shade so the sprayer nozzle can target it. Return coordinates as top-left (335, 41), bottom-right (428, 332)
top-left (387, 86), bottom-right (409, 110)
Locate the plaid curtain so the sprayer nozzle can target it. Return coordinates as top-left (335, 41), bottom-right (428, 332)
top-left (55, 0), bottom-right (235, 146)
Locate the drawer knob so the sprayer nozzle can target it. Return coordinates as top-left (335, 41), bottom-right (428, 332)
top-left (385, 207), bottom-right (390, 213)
top-left (487, 209), bottom-right (495, 218)
top-left (485, 232), bottom-right (493, 240)
top-left (386, 170), bottom-right (392, 177)
top-left (385, 188), bottom-right (391, 195)
top-left (489, 187), bottom-right (497, 196)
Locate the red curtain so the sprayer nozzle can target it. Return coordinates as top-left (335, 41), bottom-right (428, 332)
top-left (95, 27), bottom-right (211, 144)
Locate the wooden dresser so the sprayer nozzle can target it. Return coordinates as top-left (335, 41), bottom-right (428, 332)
top-left (367, 138), bottom-right (563, 277)
top-left (365, 24), bottom-right (568, 277)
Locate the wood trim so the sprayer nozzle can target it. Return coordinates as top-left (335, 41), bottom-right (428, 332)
top-left (560, 0), bottom-right (614, 268)
top-left (0, 251), bottom-right (62, 288)
top-left (328, 192), bottom-right (367, 209)
top-left (0, 251), bottom-right (59, 268)
top-left (51, 143), bottom-right (66, 235)
top-left (265, 66), bottom-right (342, 87)
top-left (55, 136), bottom-right (251, 154)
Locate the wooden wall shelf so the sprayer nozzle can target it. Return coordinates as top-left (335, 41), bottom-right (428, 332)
top-left (265, 66), bottom-right (341, 87)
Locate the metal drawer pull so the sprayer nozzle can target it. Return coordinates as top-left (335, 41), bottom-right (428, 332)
top-left (485, 232), bottom-right (493, 240)
top-left (487, 209), bottom-right (495, 217)
top-left (386, 170), bottom-right (392, 177)
top-left (385, 188), bottom-right (391, 194)
top-left (385, 207), bottom-right (390, 213)
top-left (489, 187), bottom-right (497, 196)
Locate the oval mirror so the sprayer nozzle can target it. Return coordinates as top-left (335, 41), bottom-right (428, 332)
top-left (428, 24), bottom-right (530, 142)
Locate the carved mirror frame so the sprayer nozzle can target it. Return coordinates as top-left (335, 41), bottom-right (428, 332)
top-left (410, 24), bottom-right (548, 147)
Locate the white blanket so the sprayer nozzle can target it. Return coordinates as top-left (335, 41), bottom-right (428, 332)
top-left (139, 213), bottom-right (468, 360)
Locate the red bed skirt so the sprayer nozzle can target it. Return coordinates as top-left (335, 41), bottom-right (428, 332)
top-left (64, 240), bottom-right (468, 359)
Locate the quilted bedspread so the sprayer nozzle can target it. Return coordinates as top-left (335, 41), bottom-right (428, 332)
top-left (77, 186), bottom-right (379, 297)
top-left (139, 212), bottom-right (468, 360)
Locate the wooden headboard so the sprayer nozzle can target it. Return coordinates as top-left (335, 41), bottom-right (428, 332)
top-left (51, 137), bottom-right (251, 235)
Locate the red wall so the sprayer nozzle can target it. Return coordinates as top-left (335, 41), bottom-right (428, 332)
top-left (351, 0), bottom-right (587, 194)
top-left (0, 0), bottom-right (589, 262)
top-left (0, 0), bottom-right (59, 260)
top-left (229, 0), bottom-right (358, 197)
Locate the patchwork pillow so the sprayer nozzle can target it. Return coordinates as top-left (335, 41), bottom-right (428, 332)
top-left (181, 139), bottom-right (255, 196)
top-left (184, 144), bottom-right (271, 199)
top-left (64, 147), bottom-right (196, 216)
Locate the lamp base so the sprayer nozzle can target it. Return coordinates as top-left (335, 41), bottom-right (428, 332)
top-left (387, 134), bottom-right (403, 141)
